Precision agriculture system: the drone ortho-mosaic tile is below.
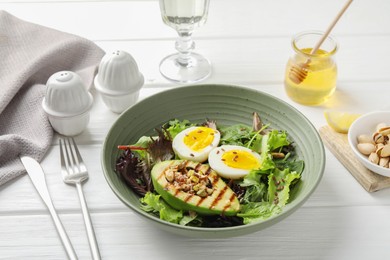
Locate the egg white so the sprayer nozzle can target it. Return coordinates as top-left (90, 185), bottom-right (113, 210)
top-left (172, 126), bottom-right (221, 162)
top-left (208, 145), bottom-right (262, 179)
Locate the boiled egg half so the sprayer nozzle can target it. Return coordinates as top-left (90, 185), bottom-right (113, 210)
top-left (208, 145), bottom-right (262, 179)
top-left (172, 126), bottom-right (221, 162)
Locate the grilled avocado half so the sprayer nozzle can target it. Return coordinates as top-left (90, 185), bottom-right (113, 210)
top-left (151, 160), bottom-right (240, 216)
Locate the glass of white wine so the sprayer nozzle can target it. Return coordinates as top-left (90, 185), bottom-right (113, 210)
top-left (159, 0), bottom-right (211, 83)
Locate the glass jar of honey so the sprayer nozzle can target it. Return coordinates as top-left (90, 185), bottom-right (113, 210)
top-left (284, 31), bottom-right (338, 105)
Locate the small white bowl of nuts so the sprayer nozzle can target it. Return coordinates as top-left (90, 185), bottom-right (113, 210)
top-left (348, 111), bottom-right (390, 177)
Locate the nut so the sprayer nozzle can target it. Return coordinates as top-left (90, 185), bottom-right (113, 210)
top-left (357, 134), bottom-right (373, 144)
top-left (368, 152), bottom-right (379, 164)
top-left (376, 123), bottom-right (387, 132)
top-left (193, 183), bottom-right (201, 192)
top-left (379, 157), bottom-right (390, 167)
top-left (379, 126), bottom-right (390, 136)
top-left (180, 184), bottom-right (190, 192)
top-left (196, 188), bottom-right (207, 197)
top-left (166, 162), bottom-right (214, 197)
top-left (165, 170), bottom-right (175, 182)
top-left (376, 143), bottom-right (384, 155)
top-left (357, 143), bottom-right (376, 155)
top-left (271, 152), bottom-right (285, 159)
top-left (373, 132), bottom-right (385, 144)
top-left (357, 124), bottom-right (390, 170)
top-left (380, 144), bottom-right (390, 157)
top-left (190, 175), bottom-right (199, 183)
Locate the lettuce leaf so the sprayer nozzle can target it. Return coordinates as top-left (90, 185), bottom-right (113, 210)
top-left (179, 212), bottom-right (199, 226)
top-left (237, 202), bottom-right (282, 224)
top-left (268, 130), bottom-right (290, 151)
top-left (267, 168), bottom-right (301, 207)
top-left (140, 192), bottom-right (183, 224)
top-left (259, 134), bottom-right (275, 171)
top-left (164, 119), bottom-right (194, 139)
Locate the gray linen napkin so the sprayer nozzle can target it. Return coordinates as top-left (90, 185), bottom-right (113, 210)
top-left (0, 11), bottom-right (105, 186)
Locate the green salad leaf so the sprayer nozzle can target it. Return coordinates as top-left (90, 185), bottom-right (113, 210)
top-left (259, 134), bottom-right (275, 171)
top-left (237, 167), bottom-right (300, 224)
top-left (268, 130), bottom-right (290, 151)
top-left (275, 159), bottom-right (304, 174)
top-left (237, 202), bottom-right (282, 225)
top-left (239, 171), bottom-right (268, 203)
top-left (268, 168), bottom-right (301, 207)
top-left (164, 119), bottom-right (195, 139)
top-left (219, 124), bottom-right (254, 146)
top-left (140, 192), bottom-right (183, 224)
top-left (131, 136), bottom-right (153, 159)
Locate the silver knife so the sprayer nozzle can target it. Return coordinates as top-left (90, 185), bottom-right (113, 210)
top-left (20, 156), bottom-right (78, 260)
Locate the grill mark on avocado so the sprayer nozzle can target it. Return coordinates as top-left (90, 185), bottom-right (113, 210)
top-left (196, 197), bottom-right (206, 206)
top-left (210, 186), bottom-right (227, 210)
top-left (184, 194), bottom-right (194, 203)
top-left (223, 193), bottom-right (237, 212)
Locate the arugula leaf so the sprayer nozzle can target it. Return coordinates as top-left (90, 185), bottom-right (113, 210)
top-left (219, 124), bottom-right (253, 146)
top-left (239, 170), bottom-right (267, 203)
top-left (242, 183), bottom-right (267, 203)
top-left (275, 159), bottom-right (305, 175)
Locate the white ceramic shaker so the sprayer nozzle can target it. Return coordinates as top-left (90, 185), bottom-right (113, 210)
top-left (42, 71), bottom-right (93, 136)
top-left (94, 50), bottom-right (144, 113)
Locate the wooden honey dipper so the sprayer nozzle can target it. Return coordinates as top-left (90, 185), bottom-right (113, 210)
top-left (289, 0), bottom-right (353, 84)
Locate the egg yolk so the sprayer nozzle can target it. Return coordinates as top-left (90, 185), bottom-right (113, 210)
top-left (221, 150), bottom-right (261, 170)
top-left (183, 127), bottom-right (216, 151)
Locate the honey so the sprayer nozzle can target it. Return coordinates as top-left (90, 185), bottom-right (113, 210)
top-left (284, 32), bottom-right (338, 106)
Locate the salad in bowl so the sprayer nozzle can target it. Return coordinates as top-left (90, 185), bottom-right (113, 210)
top-left (115, 113), bottom-right (304, 227)
top-left (101, 84), bottom-right (324, 238)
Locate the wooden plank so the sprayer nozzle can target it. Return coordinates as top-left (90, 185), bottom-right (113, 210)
top-left (319, 125), bottom-right (390, 192)
top-left (1, 207), bottom-right (390, 259)
top-left (0, 0), bottom-right (389, 41)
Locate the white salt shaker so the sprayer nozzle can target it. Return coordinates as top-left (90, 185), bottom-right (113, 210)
top-left (42, 71), bottom-right (93, 136)
top-left (94, 50), bottom-right (144, 113)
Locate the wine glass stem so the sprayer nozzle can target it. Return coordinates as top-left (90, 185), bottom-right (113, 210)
top-left (175, 31), bottom-right (195, 67)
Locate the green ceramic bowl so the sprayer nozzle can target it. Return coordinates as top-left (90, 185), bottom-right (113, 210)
top-left (101, 84), bottom-right (325, 238)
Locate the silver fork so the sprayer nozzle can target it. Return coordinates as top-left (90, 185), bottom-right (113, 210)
top-left (60, 137), bottom-right (101, 260)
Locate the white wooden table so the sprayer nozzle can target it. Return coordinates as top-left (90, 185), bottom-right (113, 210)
top-left (1, 0), bottom-right (390, 259)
